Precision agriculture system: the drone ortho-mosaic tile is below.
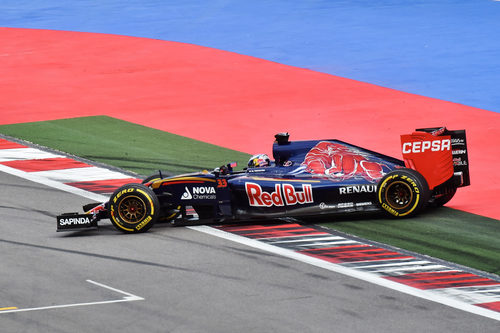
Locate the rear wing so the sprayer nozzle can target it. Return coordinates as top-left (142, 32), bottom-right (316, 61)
top-left (401, 127), bottom-right (470, 190)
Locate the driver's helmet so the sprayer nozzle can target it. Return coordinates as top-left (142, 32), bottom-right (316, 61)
top-left (248, 154), bottom-right (271, 168)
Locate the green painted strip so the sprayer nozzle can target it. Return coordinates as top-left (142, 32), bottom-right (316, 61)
top-left (0, 116), bottom-right (251, 176)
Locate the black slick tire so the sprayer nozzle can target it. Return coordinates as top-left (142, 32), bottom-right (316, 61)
top-left (377, 168), bottom-right (430, 218)
top-left (109, 183), bottom-right (160, 233)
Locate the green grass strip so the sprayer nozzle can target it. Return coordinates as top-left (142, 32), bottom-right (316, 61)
top-left (0, 116), bottom-right (251, 176)
top-left (1, 116), bottom-right (499, 275)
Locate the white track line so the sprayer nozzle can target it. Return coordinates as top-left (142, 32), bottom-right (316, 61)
top-left (0, 280), bottom-right (143, 314)
top-left (0, 148), bottom-right (62, 161)
top-left (32, 166), bottom-right (132, 183)
top-left (0, 164), bottom-right (108, 202)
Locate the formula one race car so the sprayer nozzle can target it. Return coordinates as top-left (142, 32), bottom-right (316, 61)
top-left (57, 127), bottom-right (470, 233)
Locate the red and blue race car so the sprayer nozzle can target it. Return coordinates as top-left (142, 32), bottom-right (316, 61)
top-left (57, 127), bottom-right (469, 233)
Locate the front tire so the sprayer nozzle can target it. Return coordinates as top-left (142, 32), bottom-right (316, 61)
top-left (109, 183), bottom-right (159, 233)
top-left (142, 173), bottom-right (181, 223)
top-left (377, 168), bottom-right (430, 218)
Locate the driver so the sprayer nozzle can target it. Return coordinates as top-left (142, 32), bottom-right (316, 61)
top-left (247, 154), bottom-right (271, 168)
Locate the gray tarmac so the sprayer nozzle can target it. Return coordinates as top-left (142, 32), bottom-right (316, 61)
top-left (1, 172), bottom-right (498, 332)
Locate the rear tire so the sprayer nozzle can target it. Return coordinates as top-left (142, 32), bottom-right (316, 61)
top-left (377, 168), bottom-right (430, 218)
top-left (109, 183), bottom-right (159, 233)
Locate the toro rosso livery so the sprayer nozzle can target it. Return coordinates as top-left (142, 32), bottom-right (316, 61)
top-left (57, 127), bottom-right (470, 233)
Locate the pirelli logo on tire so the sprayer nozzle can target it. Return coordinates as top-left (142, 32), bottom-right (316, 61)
top-left (113, 187), bottom-right (135, 203)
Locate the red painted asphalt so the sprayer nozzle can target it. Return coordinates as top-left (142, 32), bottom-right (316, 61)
top-left (1, 157), bottom-right (91, 172)
top-left (1, 28), bottom-right (499, 220)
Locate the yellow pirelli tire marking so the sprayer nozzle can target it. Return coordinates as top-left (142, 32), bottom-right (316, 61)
top-left (378, 174), bottom-right (421, 217)
top-left (137, 189), bottom-right (154, 215)
top-left (398, 183), bottom-right (420, 217)
top-left (378, 175), bottom-right (396, 205)
top-left (110, 202), bottom-right (135, 232)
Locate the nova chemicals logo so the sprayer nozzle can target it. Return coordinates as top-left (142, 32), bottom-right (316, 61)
top-left (182, 186), bottom-right (216, 200)
top-left (181, 187), bottom-right (192, 200)
top-left (245, 182), bottom-right (313, 207)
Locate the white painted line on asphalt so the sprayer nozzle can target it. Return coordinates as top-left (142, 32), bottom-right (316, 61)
top-left (0, 164), bottom-right (108, 203)
top-left (0, 148), bottom-right (63, 162)
top-left (32, 166), bottom-right (132, 183)
top-left (86, 279), bottom-right (145, 301)
top-left (431, 285), bottom-right (500, 305)
top-left (189, 225), bottom-right (500, 322)
top-left (0, 280), bottom-right (143, 314)
top-left (367, 264), bottom-right (452, 274)
top-left (349, 259), bottom-right (431, 269)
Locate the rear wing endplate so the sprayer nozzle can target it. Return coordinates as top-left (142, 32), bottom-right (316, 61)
top-left (401, 127), bottom-right (470, 190)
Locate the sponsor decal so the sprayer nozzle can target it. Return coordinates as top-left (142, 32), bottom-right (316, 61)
top-left (339, 185), bottom-right (377, 195)
top-left (319, 202), bottom-right (335, 210)
top-left (248, 168), bottom-right (267, 173)
top-left (245, 182), bottom-right (313, 207)
top-left (338, 202), bottom-right (354, 208)
top-left (320, 202), bottom-right (360, 210)
top-left (451, 137), bottom-right (466, 146)
top-left (452, 149), bottom-right (467, 155)
top-left (402, 138), bottom-right (451, 154)
top-left (181, 186), bottom-right (216, 200)
top-left (453, 158), bottom-right (468, 166)
top-left (58, 216), bottom-right (91, 226)
top-left (181, 187), bottom-right (192, 200)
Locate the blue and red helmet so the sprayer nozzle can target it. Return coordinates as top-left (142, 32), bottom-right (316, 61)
top-left (248, 154), bottom-right (271, 168)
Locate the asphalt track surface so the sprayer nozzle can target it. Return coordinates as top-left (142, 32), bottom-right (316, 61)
top-left (1, 172), bottom-right (498, 332)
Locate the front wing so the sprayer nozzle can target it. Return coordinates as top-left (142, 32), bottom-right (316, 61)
top-left (56, 203), bottom-right (106, 232)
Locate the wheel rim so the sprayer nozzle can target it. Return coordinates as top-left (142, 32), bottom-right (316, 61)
top-left (385, 181), bottom-right (413, 209)
top-left (118, 195), bottom-right (147, 224)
